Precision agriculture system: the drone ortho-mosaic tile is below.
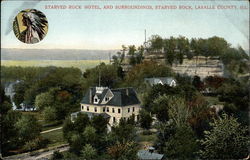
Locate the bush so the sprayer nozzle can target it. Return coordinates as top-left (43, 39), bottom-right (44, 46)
top-left (23, 137), bottom-right (49, 151)
top-left (51, 151), bottom-right (63, 160)
top-left (42, 107), bottom-right (57, 123)
top-left (81, 144), bottom-right (97, 160)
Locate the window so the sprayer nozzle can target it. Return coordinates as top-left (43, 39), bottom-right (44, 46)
top-left (94, 107), bottom-right (97, 112)
top-left (87, 106), bottom-right (89, 111)
top-left (128, 108), bottom-right (130, 113)
top-left (107, 107), bottom-right (109, 112)
top-left (81, 105), bottom-right (84, 110)
top-left (112, 108), bottom-right (115, 113)
top-left (118, 108), bottom-right (121, 113)
top-left (113, 117), bottom-right (116, 123)
top-left (95, 98), bottom-right (98, 102)
top-left (105, 97), bottom-right (109, 101)
top-left (133, 107), bottom-right (135, 112)
top-left (103, 107), bottom-right (105, 112)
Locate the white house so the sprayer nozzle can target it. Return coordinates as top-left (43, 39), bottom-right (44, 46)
top-left (144, 77), bottom-right (177, 87)
top-left (71, 87), bottom-right (141, 128)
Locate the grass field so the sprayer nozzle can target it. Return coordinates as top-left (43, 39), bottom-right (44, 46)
top-left (1, 60), bottom-right (109, 72)
top-left (41, 128), bottom-right (66, 147)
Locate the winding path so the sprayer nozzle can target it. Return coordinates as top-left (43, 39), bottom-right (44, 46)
top-left (40, 127), bottom-right (62, 134)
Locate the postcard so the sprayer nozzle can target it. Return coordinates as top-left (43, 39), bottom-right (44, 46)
top-left (1, 0), bottom-right (249, 159)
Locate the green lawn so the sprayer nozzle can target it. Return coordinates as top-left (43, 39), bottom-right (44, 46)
top-left (20, 111), bottom-right (43, 121)
top-left (1, 60), bottom-right (109, 72)
top-left (41, 128), bottom-right (66, 147)
top-left (139, 133), bottom-right (157, 142)
top-left (137, 130), bottom-right (157, 149)
top-left (42, 121), bottom-right (63, 131)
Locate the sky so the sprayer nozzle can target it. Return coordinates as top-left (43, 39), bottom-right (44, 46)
top-left (1, 0), bottom-right (249, 50)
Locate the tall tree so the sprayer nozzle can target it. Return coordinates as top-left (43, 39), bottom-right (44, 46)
top-left (199, 114), bottom-right (249, 159)
top-left (15, 114), bottom-right (41, 143)
top-left (164, 124), bottom-right (198, 159)
top-left (81, 144), bottom-right (97, 160)
top-left (164, 37), bottom-right (176, 66)
top-left (149, 35), bottom-right (164, 52)
top-left (176, 36), bottom-right (189, 64)
top-left (168, 96), bottom-right (191, 127)
top-left (152, 94), bottom-right (170, 122)
top-left (74, 113), bottom-right (90, 134)
top-left (111, 118), bottom-right (136, 143)
top-left (139, 109), bottom-right (153, 130)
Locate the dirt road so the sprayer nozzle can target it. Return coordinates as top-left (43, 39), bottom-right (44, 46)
top-left (3, 144), bottom-right (69, 160)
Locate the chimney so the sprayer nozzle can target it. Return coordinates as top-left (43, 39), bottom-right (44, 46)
top-left (89, 88), bottom-right (92, 103)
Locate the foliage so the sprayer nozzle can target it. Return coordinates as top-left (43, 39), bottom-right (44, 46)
top-left (192, 75), bottom-right (203, 91)
top-left (164, 124), bottom-right (198, 159)
top-left (62, 117), bottom-right (75, 141)
top-left (204, 76), bottom-right (225, 89)
top-left (3, 66), bottom-right (82, 115)
top-left (1, 88), bottom-right (22, 155)
top-left (69, 133), bottom-right (83, 155)
top-left (107, 141), bottom-right (139, 160)
top-left (155, 122), bottom-right (176, 153)
top-left (63, 113), bottom-right (110, 155)
top-left (188, 95), bottom-right (215, 137)
top-left (91, 114), bottom-right (109, 134)
top-left (13, 81), bottom-right (27, 107)
top-left (149, 35), bottom-right (164, 51)
top-left (217, 79), bottom-right (249, 111)
top-left (122, 45), bottom-right (144, 66)
top-left (221, 47), bottom-right (249, 77)
top-left (111, 117), bottom-right (136, 143)
top-left (35, 87), bottom-right (76, 120)
top-left (143, 84), bottom-right (175, 111)
top-left (35, 91), bottom-right (54, 110)
top-left (124, 61), bottom-right (173, 89)
top-left (143, 83), bottom-right (198, 112)
top-left (42, 107), bottom-right (57, 123)
top-left (82, 63), bottom-right (121, 89)
top-left (74, 113), bottom-right (90, 134)
top-left (165, 96), bottom-right (190, 127)
top-left (83, 126), bottom-right (98, 146)
top-left (15, 114), bottom-right (41, 143)
top-left (199, 114), bottom-right (249, 159)
top-left (138, 109), bottom-right (153, 130)
top-left (81, 144), bottom-right (97, 160)
top-left (51, 151), bottom-right (64, 160)
top-left (23, 137), bottom-right (48, 151)
top-left (152, 95), bottom-right (170, 122)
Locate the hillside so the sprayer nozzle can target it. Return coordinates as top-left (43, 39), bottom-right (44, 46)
top-left (172, 56), bottom-right (224, 79)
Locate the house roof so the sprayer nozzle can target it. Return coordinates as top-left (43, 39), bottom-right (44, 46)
top-left (137, 150), bottom-right (164, 160)
top-left (144, 77), bottom-right (176, 86)
top-left (81, 87), bottom-right (140, 107)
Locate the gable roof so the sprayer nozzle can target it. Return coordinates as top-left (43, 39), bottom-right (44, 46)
top-left (81, 87), bottom-right (140, 107)
top-left (145, 77), bottom-right (176, 86)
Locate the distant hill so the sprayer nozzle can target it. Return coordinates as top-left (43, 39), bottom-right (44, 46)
top-left (1, 48), bottom-right (118, 60)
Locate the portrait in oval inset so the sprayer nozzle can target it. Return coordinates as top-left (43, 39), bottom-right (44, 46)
top-left (13, 9), bottom-right (48, 44)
